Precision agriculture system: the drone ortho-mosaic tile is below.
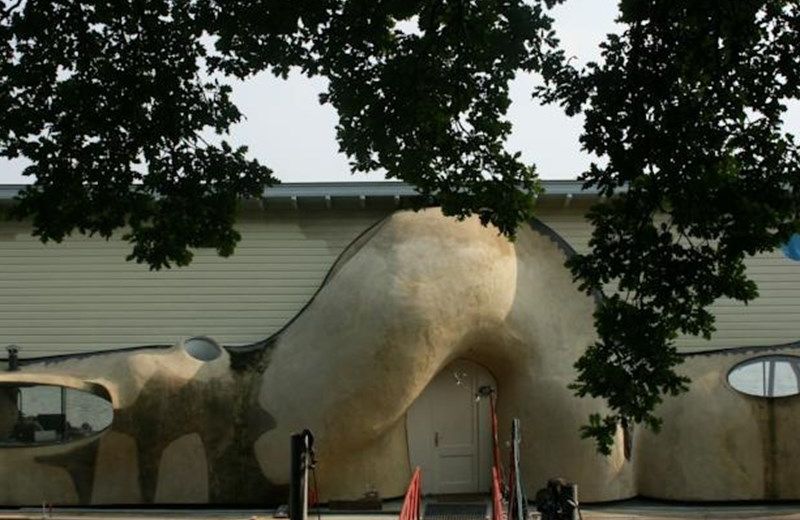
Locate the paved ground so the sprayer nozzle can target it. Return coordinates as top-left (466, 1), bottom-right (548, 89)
top-left (582, 500), bottom-right (800, 519)
top-left (2, 500), bottom-right (800, 520)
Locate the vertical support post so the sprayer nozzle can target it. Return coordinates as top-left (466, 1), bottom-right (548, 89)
top-left (509, 419), bottom-right (526, 520)
top-left (60, 386), bottom-right (67, 442)
top-left (6, 345), bottom-right (19, 372)
top-left (289, 431), bottom-right (314, 520)
top-left (569, 484), bottom-right (579, 520)
top-left (289, 433), bottom-right (306, 520)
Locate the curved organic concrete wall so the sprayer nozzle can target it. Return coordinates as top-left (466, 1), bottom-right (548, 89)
top-left (636, 344), bottom-right (800, 500)
top-left (0, 208), bottom-right (797, 505)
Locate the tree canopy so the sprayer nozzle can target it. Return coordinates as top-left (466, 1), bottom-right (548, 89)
top-left (2, 0), bottom-right (799, 452)
top-left (1, 0), bottom-right (559, 267)
top-left (543, 0), bottom-right (800, 452)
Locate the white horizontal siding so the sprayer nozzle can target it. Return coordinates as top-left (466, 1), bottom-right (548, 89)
top-left (1, 205), bottom-right (798, 357)
top-left (537, 207), bottom-right (800, 351)
top-left (673, 248), bottom-right (800, 350)
top-left (0, 209), bottom-right (388, 357)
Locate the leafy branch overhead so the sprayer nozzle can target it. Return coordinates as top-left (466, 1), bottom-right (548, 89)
top-left (1, 0), bottom-right (558, 268)
top-left (539, 0), bottom-right (800, 453)
top-left (0, 1), bottom-right (274, 268)
top-left (2, 0), bottom-right (800, 454)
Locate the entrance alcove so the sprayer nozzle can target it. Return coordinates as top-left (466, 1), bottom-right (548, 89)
top-left (406, 359), bottom-right (497, 496)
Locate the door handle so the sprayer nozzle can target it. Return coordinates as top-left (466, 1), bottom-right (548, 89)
top-left (434, 431), bottom-right (439, 447)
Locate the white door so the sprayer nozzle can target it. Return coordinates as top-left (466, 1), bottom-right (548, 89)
top-left (406, 359), bottom-right (495, 495)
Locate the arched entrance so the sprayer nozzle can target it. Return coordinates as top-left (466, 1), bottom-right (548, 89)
top-left (406, 359), bottom-right (496, 495)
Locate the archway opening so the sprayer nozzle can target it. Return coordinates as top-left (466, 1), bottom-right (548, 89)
top-left (406, 359), bottom-right (498, 496)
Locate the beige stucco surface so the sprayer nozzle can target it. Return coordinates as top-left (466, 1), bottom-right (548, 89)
top-left (91, 431), bottom-right (142, 504)
top-left (155, 433), bottom-right (209, 503)
top-left (253, 209), bottom-right (633, 502)
top-left (0, 209), bottom-right (797, 505)
top-left (636, 346), bottom-right (800, 501)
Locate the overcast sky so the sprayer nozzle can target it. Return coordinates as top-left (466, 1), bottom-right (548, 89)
top-left (1, 0), bottom-right (798, 184)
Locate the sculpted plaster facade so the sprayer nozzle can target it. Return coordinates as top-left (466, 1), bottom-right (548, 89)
top-left (0, 208), bottom-right (798, 505)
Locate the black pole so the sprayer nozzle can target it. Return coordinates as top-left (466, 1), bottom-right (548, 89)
top-left (568, 484), bottom-right (579, 520)
top-left (289, 433), bottom-right (305, 520)
top-left (60, 386), bottom-right (67, 442)
top-left (289, 430), bottom-right (316, 520)
top-left (6, 345), bottom-right (19, 372)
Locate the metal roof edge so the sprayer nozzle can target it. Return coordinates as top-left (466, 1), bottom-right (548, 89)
top-left (0, 184), bottom-right (24, 200)
top-left (0, 179), bottom-right (603, 201)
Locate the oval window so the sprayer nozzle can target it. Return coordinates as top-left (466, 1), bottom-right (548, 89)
top-left (0, 384), bottom-right (113, 446)
top-left (728, 355), bottom-right (800, 398)
top-left (183, 336), bottom-right (222, 361)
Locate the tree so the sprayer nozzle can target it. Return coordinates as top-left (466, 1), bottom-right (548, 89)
top-left (0, 0), bottom-right (558, 268)
top-left (540, 0), bottom-right (800, 452)
top-left (2, 0), bottom-right (799, 453)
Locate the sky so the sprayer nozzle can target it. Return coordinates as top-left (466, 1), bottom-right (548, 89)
top-left (1, 0), bottom-right (798, 184)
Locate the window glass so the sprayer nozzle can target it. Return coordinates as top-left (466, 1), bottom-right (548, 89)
top-left (183, 336), bottom-right (222, 361)
top-left (0, 385), bottom-right (112, 446)
top-left (65, 388), bottom-right (113, 439)
top-left (18, 385), bottom-right (63, 443)
top-left (728, 355), bottom-right (800, 398)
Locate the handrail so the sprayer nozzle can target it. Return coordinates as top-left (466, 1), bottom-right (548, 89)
top-left (508, 419), bottom-right (527, 520)
top-left (489, 391), bottom-right (505, 492)
top-left (492, 466), bottom-right (506, 520)
top-left (399, 467), bottom-right (422, 520)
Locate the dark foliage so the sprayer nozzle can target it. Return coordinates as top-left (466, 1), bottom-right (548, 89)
top-left (1, 0), bottom-right (559, 268)
top-left (3, 0), bottom-right (800, 453)
top-left (0, 0), bottom-right (274, 268)
top-left (540, 0), bottom-right (800, 453)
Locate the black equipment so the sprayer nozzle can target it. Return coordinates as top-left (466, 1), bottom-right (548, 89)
top-left (6, 345), bottom-right (19, 372)
top-left (535, 478), bottom-right (580, 520)
top-left (289, 429), bottom-right (316, 520)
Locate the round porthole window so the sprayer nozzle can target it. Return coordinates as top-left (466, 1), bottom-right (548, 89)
top-left (183, 336), bottom-right (222, 362)
top-left (728, 355), bottom-right (800, 398)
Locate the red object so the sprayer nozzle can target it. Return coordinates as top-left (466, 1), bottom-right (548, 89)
top-left (492, 466), bottom-right (506, 520)
top-left (308, 484), bottom-right (318, 508)
top-left (399, 467), bottom-right (422, 520)
top-left (489, 392), bottom-right (505, 491)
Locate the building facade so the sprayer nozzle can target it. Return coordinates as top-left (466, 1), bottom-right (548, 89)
top-left (0, 181), bottom-right (799, 506)
top-left (2, 181), bottom-right (798, 357)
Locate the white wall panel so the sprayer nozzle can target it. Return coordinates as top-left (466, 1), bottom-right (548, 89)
top-left (1, 205), bottom-right (798, 357)
top-left (0, 209), bottom-right (388, 357)
top-left (537, 207), bottom-right (800, 352)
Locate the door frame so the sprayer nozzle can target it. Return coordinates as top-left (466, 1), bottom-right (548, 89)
top-left (405, 358), bottom-right (497, 495)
